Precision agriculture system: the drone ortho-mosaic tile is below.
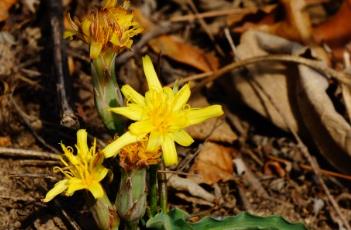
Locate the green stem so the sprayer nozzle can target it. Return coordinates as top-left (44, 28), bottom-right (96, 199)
top-left (148, 165), bottom-right (158, 216)
top-left (159, 163), bottom-right (168, 213)
top-left (91, 51), bottom-right (124, 133)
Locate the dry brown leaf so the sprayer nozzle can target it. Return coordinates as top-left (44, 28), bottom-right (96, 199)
top-left (227, 30), bottom-right (301, 132)
top-left (0, 136), bottom-right (11, 147)
top-left (189, 142), bottom-right (234, 185)
top-left (234, 0), bottom-right (312, 43)
top-left (135, 9), bottom-right (219, 72)
top-left (313, 0), bottom-right (351, 46)
top-left (186, 93), bottom-right (237, 143)
top-left (0, 0), bottom-right (16, 22)
top-left (297, 65), bottom-right (351, 173)
top-left (148, 35), bottom-right (218, 72)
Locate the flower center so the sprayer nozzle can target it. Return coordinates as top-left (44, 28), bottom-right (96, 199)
top-left (144, 89), bottom-right (187, 133)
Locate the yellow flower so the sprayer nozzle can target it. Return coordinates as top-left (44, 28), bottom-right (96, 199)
top-left (102, 55), bottom-right (224, 166)
top-left (43, 129), bottom-right (108, 202)
top-left (64, 0), bottom-right (142, 59)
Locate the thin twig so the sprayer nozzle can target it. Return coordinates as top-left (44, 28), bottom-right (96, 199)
top-left (166, 72), bottom-right (213, 88)
top-left (48, 0), bottom-right (79, 129)
top-left (194, 54), bottom-right (351, 90)
top-left (157, 170), bottom-right (199, 177)
top-left (11, 96), bottom-right (60, 153)
top-left (170, 6), bottom-right (260, 22)
top-left (0, 147), bottom-right (59, 160)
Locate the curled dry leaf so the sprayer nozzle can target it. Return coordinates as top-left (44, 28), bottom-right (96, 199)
top-left (189, 142), bottom-right (235, 185)
top-left (167, 175), bottom-right (215, 202)
top-left (229, 30), bottom-right (351, 173)
top-left (227, 30), bottom-right (301, 132)
top-left (186, 93), bottom-right (237, 143)
top-left (135, 9), bottom-right (219, 72)
top-left (0, 0), bottom-right (16, 22)
top-left (297, 65), bottom-right (351, 173)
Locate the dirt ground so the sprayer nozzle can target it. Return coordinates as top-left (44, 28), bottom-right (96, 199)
top-left (1, 0), bottom-right (351, 229)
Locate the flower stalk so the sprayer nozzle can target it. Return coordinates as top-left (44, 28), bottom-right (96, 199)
top-left (91, 51), bottom-right (124, 133)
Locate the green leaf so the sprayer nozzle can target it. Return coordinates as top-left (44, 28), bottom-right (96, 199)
top-left (146, 209), bottom-right (306, 230)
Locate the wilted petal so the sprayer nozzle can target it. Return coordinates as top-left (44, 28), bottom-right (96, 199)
top-left (173, 130), bottom-right (194, 146)
top-left (187, 105), bottom-right (223, 126)
top-left (142, 56), bottom-right (162, 90)
top-left (102, 0), bottom-right (116, 8)
top-left (161, 136), bottom-right (178, 166)
top-left (43, 179), bottom-right (68, 202)
top-left (102, 132), bottom-right (139, 158)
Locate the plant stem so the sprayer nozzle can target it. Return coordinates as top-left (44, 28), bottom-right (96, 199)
top-left (159, 163), bottom-right (168, 213)
top-left (91, 51), bottom-right (125, 133)
top-left (148, 165), bottom-right (158, 216)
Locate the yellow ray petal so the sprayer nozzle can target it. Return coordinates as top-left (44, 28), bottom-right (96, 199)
top-left (110, 105), bottom-right (143, 121)
top-left (161, 136), bottom-right (178, 166)
top-left (94, 165), bottom-right (109, 182)
top-left (43, 179), bottom-right (68, 202)
top-left (172, 130), bottom-right (194, 146)
top-left (187, 105), bottom-right (223, 126)
top-left (77, 129), bottom-right (89, 157)
top-left (121, 85), bottom-right (145, 105)
top-left (142, 55), bottom-right (162, 91)
top-left (102, 132), bottom-right (139, 158)
top-left (146, 131), bottom-right (162, 152)
top-left (89, 182), bottom-right (105, 199)
top-left (66, 178), bottom-right (85, 196)
top-left (90, 41), bottom-right (103, 59)
top-left (129, 120), bottom-right (154, 135)
top-left (173, 84), bottom-right (190, 111)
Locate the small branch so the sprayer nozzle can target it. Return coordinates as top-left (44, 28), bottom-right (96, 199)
top-left (0, 147), bottom-right (59, 160)
top-left (48, 0), bottom-right (79, 129)
top-left (158, 162), bottom-right (168, 213)
top-left (11, 96), bottom-right (60, 153)
top-left (194, 54), bottom-right (351, 90)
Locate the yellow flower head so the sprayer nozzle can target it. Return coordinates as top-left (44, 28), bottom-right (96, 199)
top-left (64, 0), bottom-right (142, 59)
top-left (119, 140), bottom-right (161, 171)
top-left (43, 129), bottom-right (108, 202)
top-left (102, 55), bottom-right (224, 166)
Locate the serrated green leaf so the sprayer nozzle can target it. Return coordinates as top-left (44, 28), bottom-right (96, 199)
top-left (146, 209), bottom-right (306, 230)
